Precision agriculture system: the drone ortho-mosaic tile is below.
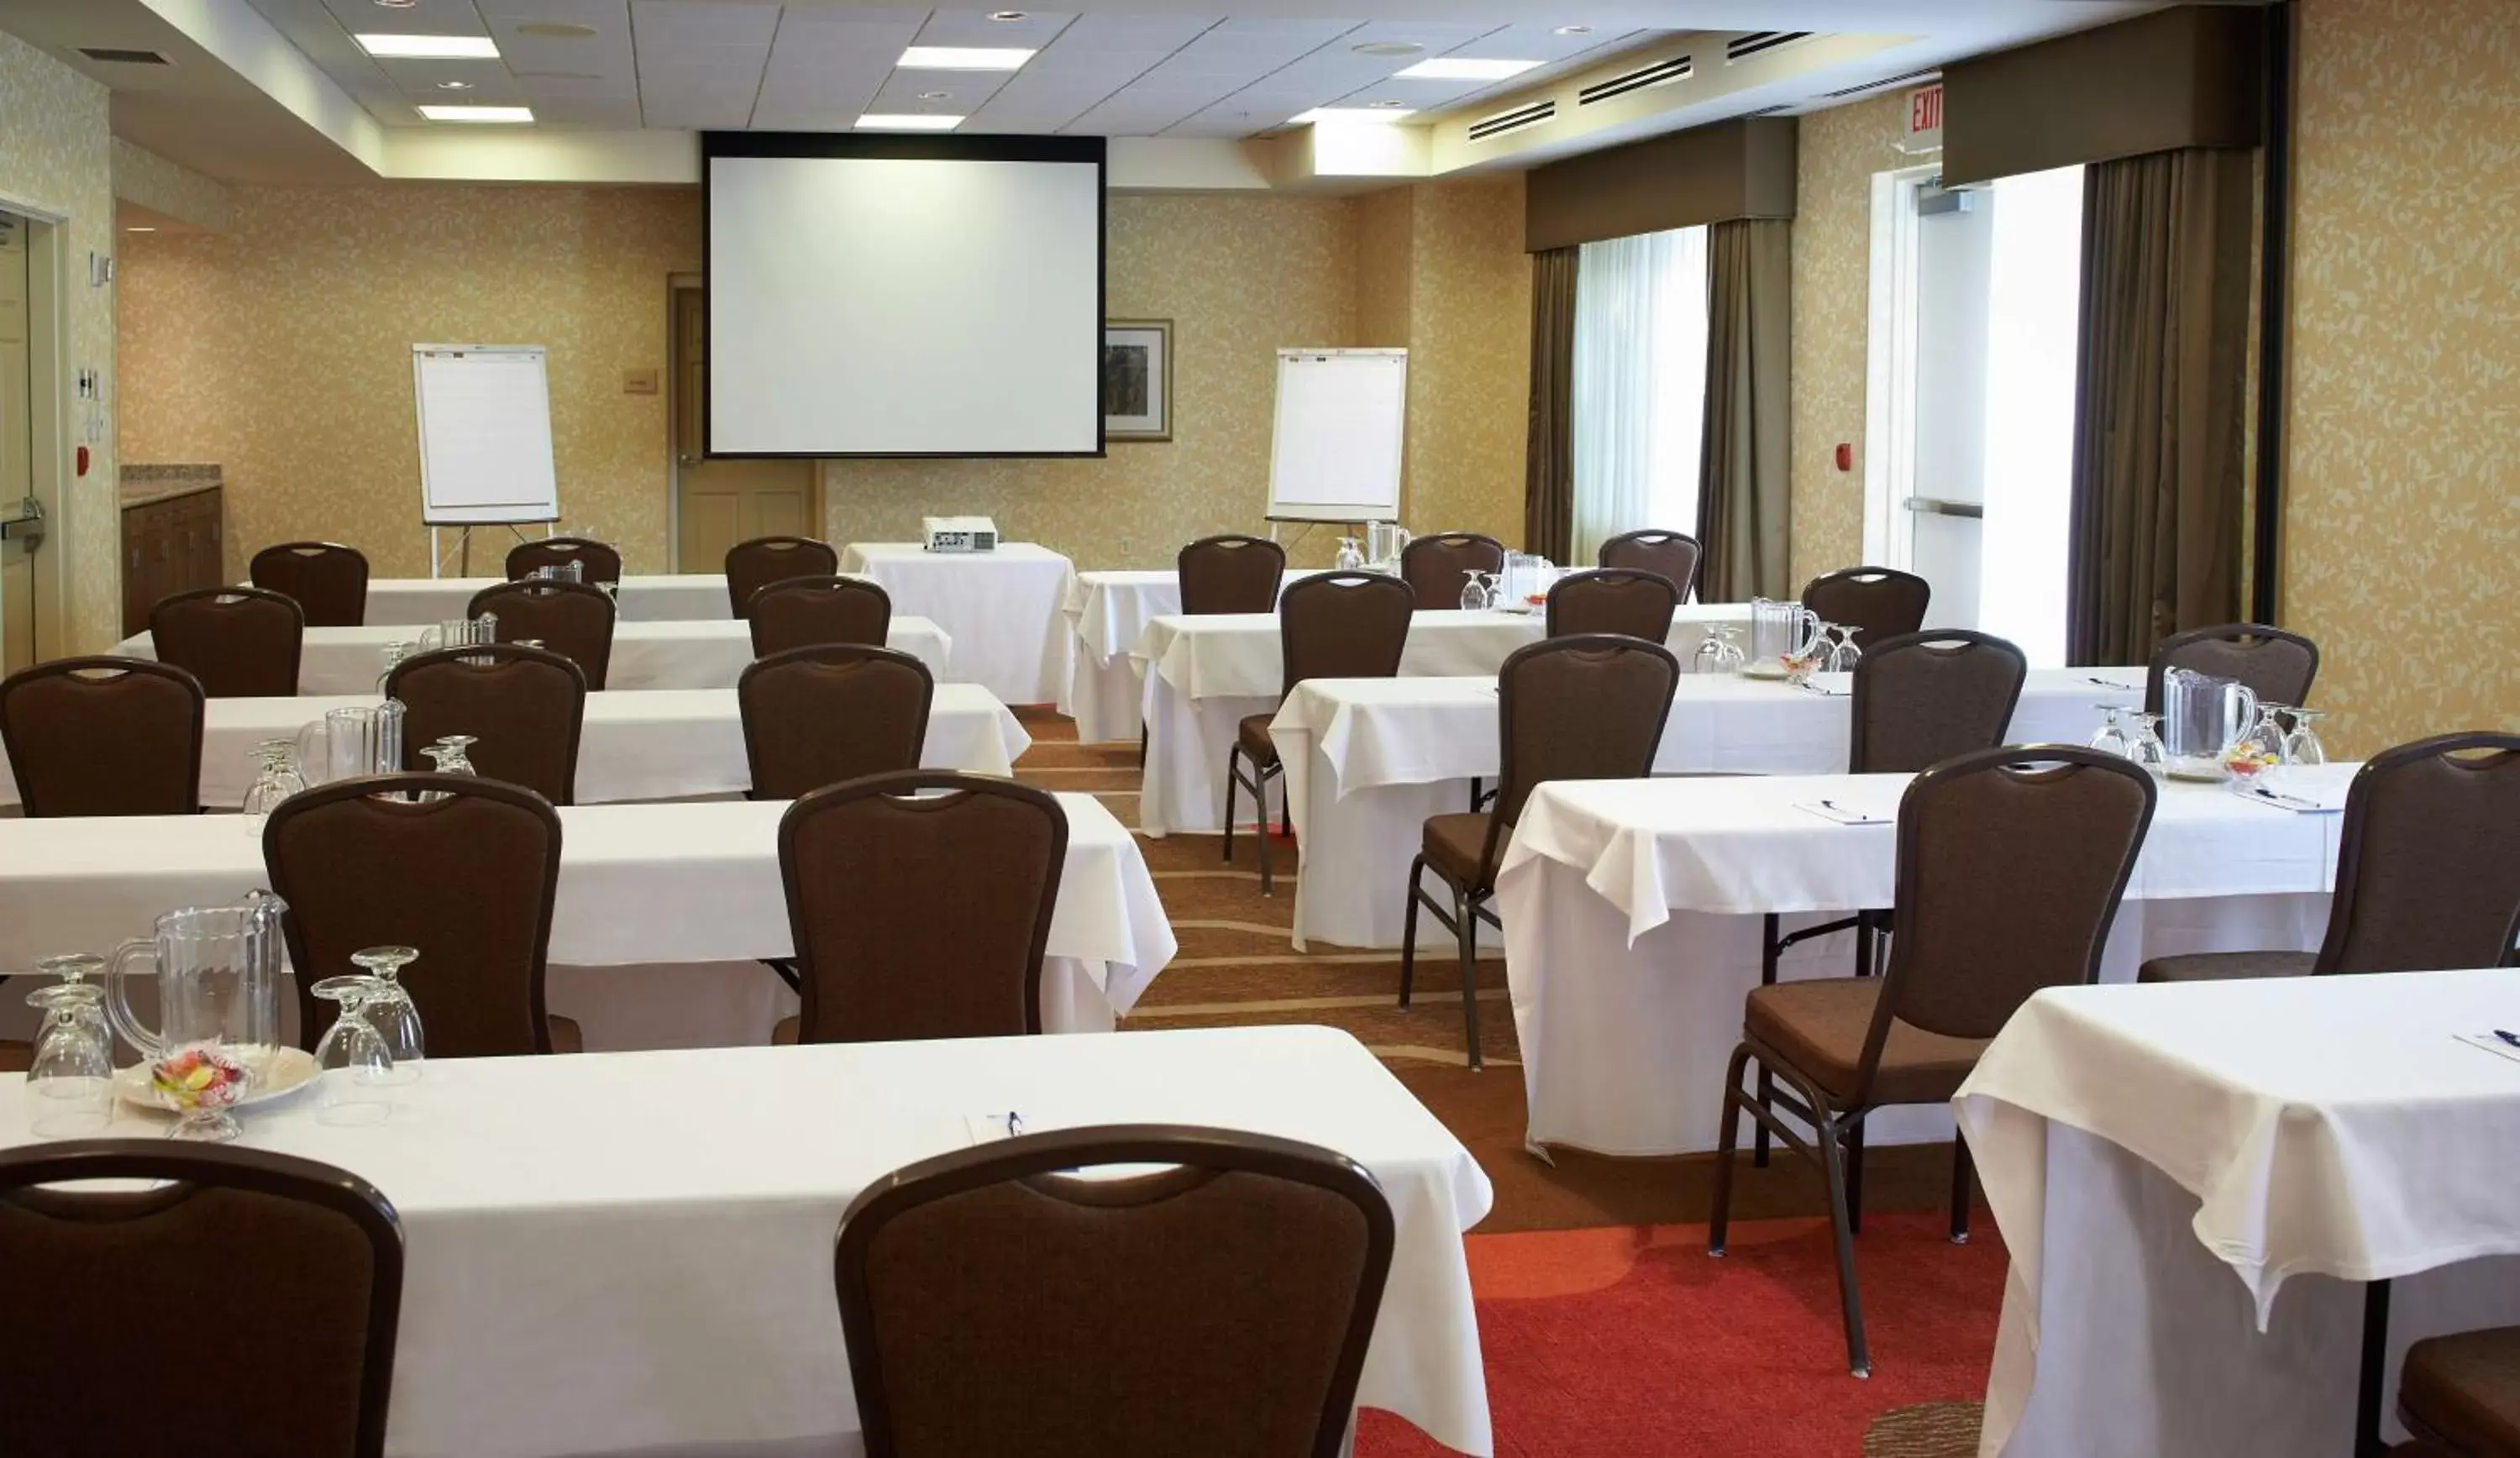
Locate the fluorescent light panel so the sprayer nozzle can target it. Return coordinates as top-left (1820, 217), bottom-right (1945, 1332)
top-left (1394, 57), bottom-right (1541, 81)
top-left (898, 45), bottom-right (1034, 71)
top-left (417, 104), bottom-right (534, 123)
top-left (356, 34), bottom-right (500, 59)
top-left (857, 113), bottom-right (963, 130)
top-left (1293, 108), bottom-right (1415, 124)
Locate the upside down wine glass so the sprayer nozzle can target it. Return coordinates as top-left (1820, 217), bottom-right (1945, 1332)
top-left (311, 976), bottom-right (395, 1126)
top-left (351, 947), bottom-right (424, 1084)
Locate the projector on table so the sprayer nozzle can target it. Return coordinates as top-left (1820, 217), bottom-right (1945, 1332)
top-left (922, 517), bottom-right (999, 553)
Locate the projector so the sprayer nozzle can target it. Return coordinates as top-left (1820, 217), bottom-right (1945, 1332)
top-left (922, 517), bottom-right (1000, 553)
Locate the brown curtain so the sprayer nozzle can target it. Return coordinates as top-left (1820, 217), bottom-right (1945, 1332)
top-left (1523, 247), bottom-right (1578, 562)
top-left (2068, 147), bottom-right (2253, 666)
top-left (1696, 219), bottom-right (1793, 602)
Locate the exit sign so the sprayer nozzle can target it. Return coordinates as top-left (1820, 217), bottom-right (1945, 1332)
top-left (1907, 83), bottom-right (1945, 147)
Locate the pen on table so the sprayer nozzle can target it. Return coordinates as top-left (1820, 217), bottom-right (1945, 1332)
top-left (2495, 1031), bottom-right (2520, 1051)
top-left (1004, 1110), bottom-right (1025, 1137)
top-left (1818, 799), bottom-right (1874, 821)
top-left (2087, 676), bottom-right (2139, 690)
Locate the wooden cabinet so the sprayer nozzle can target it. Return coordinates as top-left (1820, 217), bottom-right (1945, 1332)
top-left (121, 485), bottom-right (225, 638)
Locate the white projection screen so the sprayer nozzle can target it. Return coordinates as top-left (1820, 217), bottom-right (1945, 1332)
top-left (705, 134), bottom-right (1105, 457)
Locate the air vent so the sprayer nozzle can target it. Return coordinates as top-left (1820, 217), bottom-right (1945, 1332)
top-left (1467, 99), bottom-right (1555, 142)
top-left (1578, 54), bottom-right (1691, 106)
top-left (76, 47), bottom-right (171, 65)
top-left (1820, 67), bottom-right (1940, 101)
top-left (1725, 31), bottom-right (1812, 63)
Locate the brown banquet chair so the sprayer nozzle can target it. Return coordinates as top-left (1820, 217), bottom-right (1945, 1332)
top-left (833, 1125), bottom-right (1394, 1458)
top-left (506, 535), bottom-right (623, 587)
top-left (1709, 745), bottom-right (2157, 1378)
top-left (1545, 568), bottom-right (1680, 642)
top-left (775, 771), bottom-right (1066, 1045)
top-left (1399, 532), bottom-right (1508, 611)
top-left (746, 575), bottom-right (891, 658)
top-left (249, 542), bottom-right (370, 627)
top-left (1801, 567), bottom-right (1931, 653)
top-left (1599, 528), bottom-right (1703, 600)
top-left (727, 536), bottom-right (839, 618)
top-left (150, 586), bottom-right (303, 698)
top-left (384, 642), bottom-right (587, 805)
top-left (468, 579), bottom-right (617, 691)
top-left (739, 644), bottom-right (932, 800)
top-left (2145, 621), bottom-right (2321, 715)
top-left (1400, 634), bottom-right (1678, 1070)
top-left (2392, 1324), bottom-right (2520, 1458)
top-left (264, 774), bottom-right (575, 1056)
top-left (1178, 533), bottom-right (1287, 615)
top-left (0, 657), bottom-right (205, 816)
top-left (0, 1140), bottom-right (403, 1458)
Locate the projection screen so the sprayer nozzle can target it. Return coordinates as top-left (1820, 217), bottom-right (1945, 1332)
top-left (704, 134), bottom-right (1106, 457)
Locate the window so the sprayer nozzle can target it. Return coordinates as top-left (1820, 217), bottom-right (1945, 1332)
top-left (1570, 227), bottom-right (1709, 567)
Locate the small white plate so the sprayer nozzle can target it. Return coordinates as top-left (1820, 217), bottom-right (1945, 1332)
top-left (113, 1046), bottom-right (319, 1112)
top-left (1740, 659), bottom-right (1791, 681)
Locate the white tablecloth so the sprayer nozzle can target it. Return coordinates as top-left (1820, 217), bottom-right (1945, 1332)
top-left (360, 575), bottom-right (732, 626)
top-left (112, 618), bottom-right (954, 695)
top-left (1135, 604), bottom-right (1758, 837)
top-left (0, 1025), bottom-right (1495, 1458)
top-left (837, 543), bottom-right (1074, 705)
top-left (0, 792), bottom-right (1169, 1046)
top-left (0, 685), bottom-right (1030, 811)
top-left (1268, 668), bottom-right (2145, 950)
top-left (1058, 568), bottom-right (1315, 744)
top-left (1956, 970), bottom-right (2520, 1457)
top-left (1493, 765), bottom-right (2356, 1157)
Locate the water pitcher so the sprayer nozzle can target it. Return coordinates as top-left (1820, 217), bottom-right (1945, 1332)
top-left (1748, 598), bottom-right (1821, 666)
top-left (104, 896), bottom-right (290, 1094)
top-left (294, 701), bottom-right (407, 786)
top-left (2161, 667), bottom-right (2259, 779)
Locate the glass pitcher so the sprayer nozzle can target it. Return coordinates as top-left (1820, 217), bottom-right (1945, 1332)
top-left (103, 895), bottom-right (290, 1141)
top-left (2160, 667), bottom-right (2259, 779)
top-left (1748, 598), bottom-right (1822, 669)
top-left (419, 612), bottom-right (498, 652)
top-left (295, 700), bottom-right (407, 786)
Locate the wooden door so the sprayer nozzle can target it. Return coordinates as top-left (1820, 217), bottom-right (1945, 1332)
top-left (671, 286), bottom-right (815, 574)
top-left (0, 214), bottom-right (34, 671)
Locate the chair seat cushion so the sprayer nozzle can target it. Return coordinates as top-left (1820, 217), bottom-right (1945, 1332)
top-left (1236, 715), bottom-right (1280, 767)
top-left (2138, 950), bottom-right (2317, 984)
top-left (2402, 1326), bottom-right (2520, 1458)
top-left (547, 1014), bottom-right (584, 1054)
top-left (1421, 813), bottom-right (1494, 888)
top-left (1745, 978), bottom-right (1988, 1109)
top-left (773, 1015), bottom-right (799, 1046)
top-left (0, 1041), bottom-right (27, 1074)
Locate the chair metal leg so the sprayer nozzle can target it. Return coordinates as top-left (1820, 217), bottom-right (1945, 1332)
top-left (759, 958), bottom-right (801, 994)
top-left (1856, 910), bottom-right (1877, 979)
top-left (1756, 913), bottom-right (1780, 1168)
top-left (1709, 1043), bottom-right (1753, 1257)
top-left (1399, 856), bottom-right (1426, 1007)
top-left (1255, 770), bottom-right (1274, 897)
top-left (1950, 1135), bottom-right (1976, 1244)
top-left (1819, 1110), bottom-right (1873, 1378)
top-left (1455, 885), bottom-right (1483, 1071)
top-left (1468, 775), bottom-right (1483, 811)
top-left (1845, 1119), bottom-right (1867, 1235)
top-left (1279, 779), bottom-right (1292, 837)
top-left (2355, 1279), bottom-right (2392, 1458)
top-left (1221, 747), bottom-right (1239, 864)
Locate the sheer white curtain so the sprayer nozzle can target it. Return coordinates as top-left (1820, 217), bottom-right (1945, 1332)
top-left (1571, 227), bottom-right (1709, 565)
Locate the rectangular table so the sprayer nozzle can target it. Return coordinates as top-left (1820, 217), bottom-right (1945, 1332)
top-left (1059, 567), bottom-right (1315, 744)
top-left (0, 792), bottom-right (1169, 1043)
top-left (0, 684), bottom-right (1030, 810)
top-left (1270, 667), bottom-right (2148, 950)
top-left (356, 574), bottom-right (733, 626)
top-left (0, 1026), bottom-right (1496, 1458)
top-left (1493, 765), bottom-right (2355, 1157)
top-left (1134, 604), bottom-right (1758, 837)
top-left (113, 617), bottom-right (953, 695)
top-left (838, 542), bottom-right (1074, 705)
top-left (1957, 971), bottom-right (2520, 1457)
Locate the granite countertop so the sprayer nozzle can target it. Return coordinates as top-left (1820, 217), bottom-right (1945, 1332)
top-left (120, 464), bottom-right (223, 508)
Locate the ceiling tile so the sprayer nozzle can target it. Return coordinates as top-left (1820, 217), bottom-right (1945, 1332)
top-left (629, 0), bottom-right (780, 49)
top-left (911, 10), bottom-right (1078, 50)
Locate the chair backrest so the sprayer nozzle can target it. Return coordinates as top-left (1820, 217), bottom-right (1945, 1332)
top-left (0, 1140), bottom-right (402, 1458)
top-left (2145, 622), bottom-right (2320, 715)
top-left (249, 543), bottom-right (370, 628)
top-left (0, 656), bottom-right (204, 816)
top-left (780, 771), bottom-right (1066, 1043)
top-left (1399, 532), bottom-right (1508, 610)
top-left (1801, 566), bottom-right (1931, 653)
top-left (834, 1124), bottom-right (1394, 1458)
top-left (1479, 634), bottom-right (1679, 880)
top-left (505, 536), bottom-right (623, 586)
top-left (2315, 732), bottom-right (2520, 975)
top-left (746, 575), bottom-right (893, 658)
top-left (466, 579), bottom-right (617, 691)
top-left (1276, 571), bottom-right (1416, 699)
top-left (1848, 630), bottom-right (2029, 774)
top-left (1858, 747), bottom-right (2156, 1099)
top-left (1545, 568), bottom-right (1680, 642)
top-left (1177, 534), bottom-right (1287, 616)
top-left (740, 645), bottom-right (933, 800)
top-left (263, 774), bottom-right (564, 1057)
top-left (150, 586), bottom-right (303, 698)
top-left (1598, 529), bottom-right (1703, 598)
top-left (726, 536), bottom-right (839, 618)
top-left (384, 643), bottom-right (587, 805)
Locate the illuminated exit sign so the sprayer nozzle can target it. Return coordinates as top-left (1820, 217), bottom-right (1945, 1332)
top-left (1907, 82), bottom-right (1944, 149)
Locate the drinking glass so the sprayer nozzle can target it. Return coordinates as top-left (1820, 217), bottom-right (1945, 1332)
top-left (2223, 702), bottom-right (2291, 793)
top-left (378, 639), bottom-right (417, 694)
top-left (1334, 537), bottom-right (1363, 572)
top-left (2126, 713), bottom-right (2171, 779)
top-left (241, 740), bottom-right (307, 818)
top-left (2281, 707), bottom-right (2328, 768)
top-left (2089, 706), bottom-right (2132, 758)
top-left (351, 946), bottom-right (423, 1083)
top-left (1691, 624), bottom-right (1745, 676)
top-left (423, 736), bottom-right (478, 778)
top-left (23, 983), bottom-right (113, 1139)
top-left (311, 976), bottom-right (395, 1125)
top-left (34, 953), bottom-right (110, 1047)
top-left (1459, 570), bottom-right (1488, 611)
top-left (1826, 624), bottom-right (1863, 674)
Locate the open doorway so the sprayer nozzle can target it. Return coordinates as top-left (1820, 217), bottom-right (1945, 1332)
top-left (667, 280), bottom-right (815, 573)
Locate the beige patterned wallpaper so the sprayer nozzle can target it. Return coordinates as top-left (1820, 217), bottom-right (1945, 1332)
top-left (0, 29), bottom-right (119, 653)
top-left (110, 139), bottom-right (234, 234)
top-left (1401, 174), bottom-right (1530, 551)
top-left (2286, 0), bottom-right (2520, 756)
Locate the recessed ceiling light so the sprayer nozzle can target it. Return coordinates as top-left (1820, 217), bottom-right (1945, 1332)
top-left (898, 46), bottom-right (1033, 71)
top-left (1292, 107), bottom-right (1415, 124)
top-left (358, 34), bottom-right (500, 59)
top-left (372, 0), bottom-right (418, 8)
top-left (986, 10), bottom-right (1027, 20)
top-left (515, 23), bottom-right (598, 39)
top-left (1352, 42), bottom-right (1422, 57)
top-left (417, 103), bottom-right (533, 123)
top-left (435, 80), bottom-right (474, 90)
top-left (917, 90), bottom-right (952, 101)
top-left (1368, 99), bottom-right (1409, 108)
top-left (858, 113), bottom-right (963, 130)
top-left (125, 225), bottom-right (157, 233)
top-left (1555, 25), bottom-right (1593, 36)
top-left (1394, 57), bottom-right (1541, 81)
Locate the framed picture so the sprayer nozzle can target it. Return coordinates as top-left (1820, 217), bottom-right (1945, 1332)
top-left (1102, 319), bottom-right (1172, 443)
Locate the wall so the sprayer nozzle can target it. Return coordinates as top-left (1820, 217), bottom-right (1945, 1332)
top-left (2283, 0), bottom-right (2520, 755)
top-left (111, 139), bottom-right (234, 234)
top-left (1399, 175), bottom-right (1530, 551)
top-left (0, 29), bottom-right (118, 653)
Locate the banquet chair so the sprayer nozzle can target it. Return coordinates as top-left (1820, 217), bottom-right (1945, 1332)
top-left (249, 542), bottom-right (370, 627)
top-left (1709, 745), bottom-right (2156, 1377)
top-left (150, 585), bottom-right (303, 698)
top-left (1178, 533), bottom-right (1286, 615)
top-left (747, 575), bottom-right (892, 657)
top-left (0, 1140), bottom-right (402, 1458)
top-left (1399, 634), bottom-right (1679, 1070)
top-left (264, 774), bottom-right (575, 1056)
top-left (1545, 568), bottom-right (1680, 642)
top-left (727, 536), bottom-right (839, 618)
top-left (0, 657), bottom-right (205, 816)
top-left (1599, 528), bottom-right (1703, 600)
top-left (506, 535), bottom-right (623, 587)
top-left (2391, 1324), bottom-right (2520, 1458)
top-left (834, 1125), bottom-right (1393, 1458)
top-left (468, 579), bottom-right (617, 691)
top-left (385, 643), bottom-right (587, 805)
top-left (776, 771), bottom-right (1065, 1044)
top-left (1399, 532), bottom-right (1508, 611)
top-left (2145, 621), bottom-right (2321, 715)
top-left (1802, 567), bottom-right (1931, 653)
top-left (1224, 571), bottom-right (1415, 896)
top-left (739, 645), bottom-right (932, 800)
top-left (2140, 732), bottom-right (2520, 983)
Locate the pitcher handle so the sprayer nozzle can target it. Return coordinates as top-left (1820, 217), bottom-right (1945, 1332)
top-left (293, 721), bottom-right (329, 788)
top-left (102, 936), bottom-right (162, 1062)
top-left (2229, 684), bottom-right (2260, 747)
